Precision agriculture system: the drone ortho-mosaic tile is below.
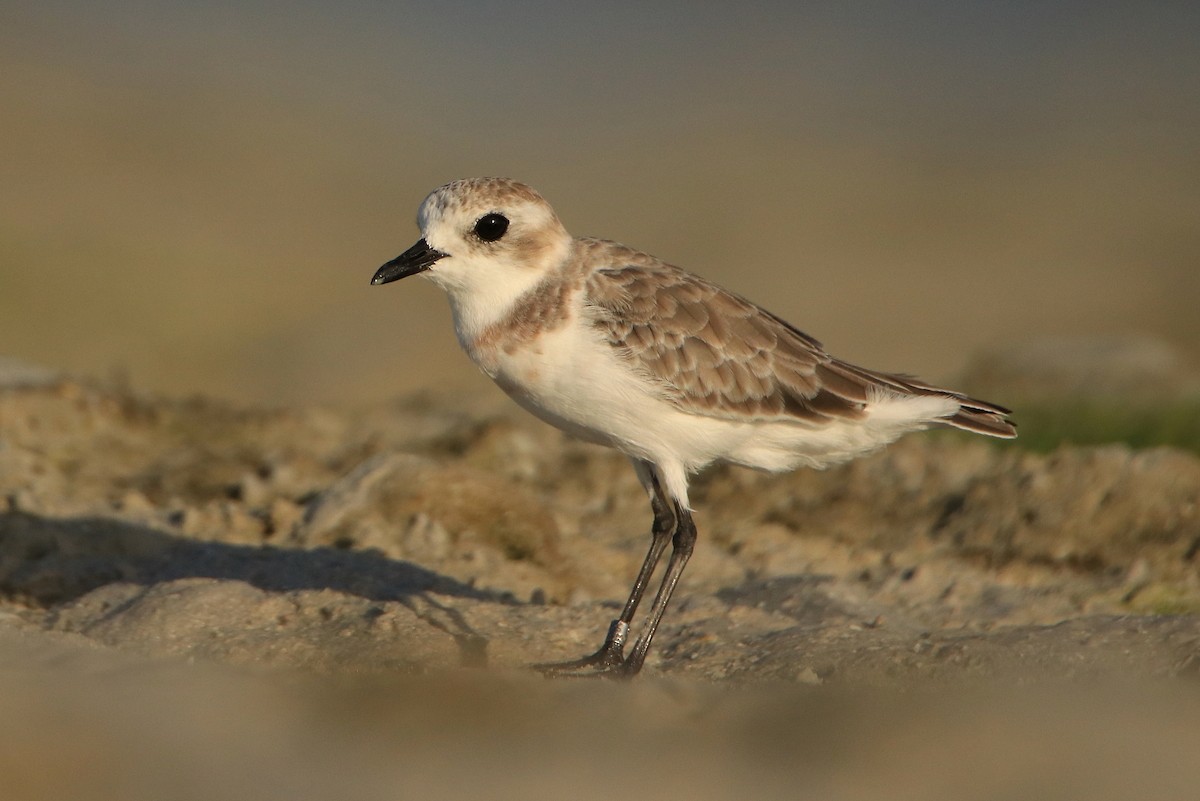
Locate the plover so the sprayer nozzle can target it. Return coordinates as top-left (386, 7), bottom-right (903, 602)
top-left (372, 177), bottom-right (1015, 677)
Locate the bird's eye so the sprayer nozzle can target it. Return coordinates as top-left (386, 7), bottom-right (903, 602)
top-left (473, 213), bottom-right (509, 242)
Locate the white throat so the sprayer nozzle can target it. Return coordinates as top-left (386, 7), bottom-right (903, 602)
top-left (425, 246), bottom-right (567, 348)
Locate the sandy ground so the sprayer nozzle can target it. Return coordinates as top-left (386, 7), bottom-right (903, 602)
top-left (2, 359), bottom-right (1199, 800)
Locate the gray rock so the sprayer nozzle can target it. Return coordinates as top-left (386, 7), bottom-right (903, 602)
top-left (0, 356), bottom-right (60, 388)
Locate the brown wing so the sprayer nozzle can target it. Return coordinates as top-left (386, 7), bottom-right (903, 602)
top-left (583, 245), bottom-right (1016, 436)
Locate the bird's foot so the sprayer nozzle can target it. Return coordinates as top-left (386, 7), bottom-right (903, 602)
top-left (531, 620), bottom-right (639, 680)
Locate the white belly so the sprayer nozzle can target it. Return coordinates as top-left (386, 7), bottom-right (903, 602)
top-left (463, 312), bottom-right (959, 506)
top-left (484, 321), bottom-right (684, 457)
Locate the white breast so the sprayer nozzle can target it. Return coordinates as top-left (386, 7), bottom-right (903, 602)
top-left (453, 290), bottom-right (962, 508)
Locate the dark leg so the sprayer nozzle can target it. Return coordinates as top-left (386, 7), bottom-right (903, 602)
top-left (534, 461), bottom-right (677, 675)
top-left (621, 502), bottom-right (696, 676)
top-left (615, 473), bottom-right (677, 625)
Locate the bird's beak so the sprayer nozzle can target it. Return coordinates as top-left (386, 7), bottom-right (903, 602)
top-left (371, 238), bottom-right (447, 285)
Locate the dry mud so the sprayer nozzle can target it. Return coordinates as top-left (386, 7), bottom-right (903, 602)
top-left (2, 363), bottom-right (1199, 800)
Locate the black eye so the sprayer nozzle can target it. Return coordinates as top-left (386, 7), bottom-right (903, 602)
top-left (473, 213), bottom-right (509, 242)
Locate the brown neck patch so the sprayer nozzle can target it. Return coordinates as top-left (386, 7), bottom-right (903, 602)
top-left (472, 263), bottom-right (583, 358)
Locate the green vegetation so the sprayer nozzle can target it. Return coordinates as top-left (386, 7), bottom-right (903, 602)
top-left (980, 399), bottom-right (1200, 455)
top-left (1126, 584), bottom-right (1200, 617)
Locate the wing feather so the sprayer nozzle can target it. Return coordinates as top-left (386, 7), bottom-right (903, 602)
top-left (581, 240), bottom-right (1016, 438)
top-left (585, 251), bottom-right (862, 423)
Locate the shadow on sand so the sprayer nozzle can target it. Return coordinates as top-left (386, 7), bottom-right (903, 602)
top-left (0, 510), bottom-right (499, 665)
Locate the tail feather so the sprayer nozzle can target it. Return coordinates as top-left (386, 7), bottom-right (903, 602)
top-left (827, 358), bottom-right (1017, 439)
top-left (943, 402), bottom-right (1018, 439)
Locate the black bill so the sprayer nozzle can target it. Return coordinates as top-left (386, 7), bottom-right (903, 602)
top-left (371, 238), bottom-right (447, 285)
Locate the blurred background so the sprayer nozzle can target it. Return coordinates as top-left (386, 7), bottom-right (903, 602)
top-left (4, 9), bottom-right (1200, 799)
top-left (2, 1), bottom-right (1198, 407)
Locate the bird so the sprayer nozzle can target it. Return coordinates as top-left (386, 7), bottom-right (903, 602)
top-left (371, 177), bottom-right (1015, 678)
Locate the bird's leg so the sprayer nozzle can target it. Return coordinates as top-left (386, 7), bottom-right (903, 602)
top-left (610, 482), bottom-right (676, 633)
top-left (620, 502), bottom-right (696, 677)
top-left (533, 464), bottom-right (676, 675)
top-left (535, 501), bottom-right (696, 679)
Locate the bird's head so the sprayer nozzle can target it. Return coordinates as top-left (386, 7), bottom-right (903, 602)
top-left (372, 178), bottom-right (572, 300)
